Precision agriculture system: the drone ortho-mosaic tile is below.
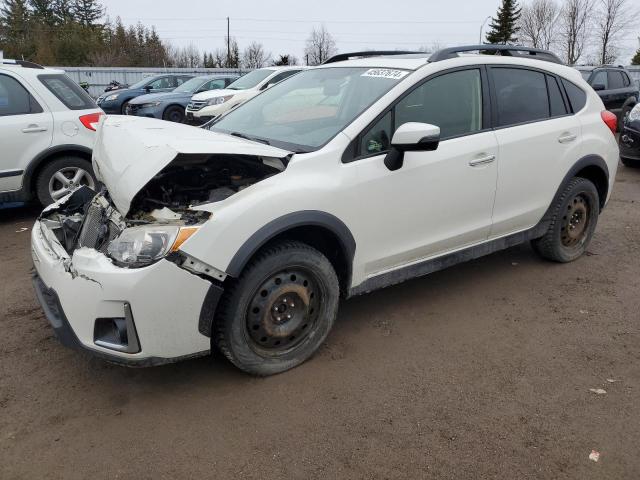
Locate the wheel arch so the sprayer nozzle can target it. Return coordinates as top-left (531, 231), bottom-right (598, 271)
top-left (24, 144), bottom-right (93, 197)
top-left (544, 155), bottom-right (609, 222)
top-left (225, 211), bottom-right (356, 296)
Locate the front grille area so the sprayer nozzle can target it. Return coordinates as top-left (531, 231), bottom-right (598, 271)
top-left (188, 100), bottom-right (207, 111)
top-left (77, 198), bottom-right (121, 252)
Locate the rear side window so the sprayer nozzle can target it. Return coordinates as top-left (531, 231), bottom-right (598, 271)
top-left (608, 71), bottom-right (624, 89)
top-left (622, 73), bottom-right (631, 87)
top-left (591, 70), bottom-right (608, 89)
top-left (38, 74), bottom-right (95, 110)
top-left (547, 75), bottom-right (568, 117)
top-left (0, 74), bottom-right (42, 116)
top-left (561, 79), bottom-right (587, 112)
top-left (493, 68), bottom-right (549, 126)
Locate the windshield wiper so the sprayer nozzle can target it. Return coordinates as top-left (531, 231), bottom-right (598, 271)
top-left (230, 131), bottom-right (271, 145)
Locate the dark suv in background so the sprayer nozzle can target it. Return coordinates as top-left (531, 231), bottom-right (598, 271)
top-left (576, 66), bottom-right (638, 129)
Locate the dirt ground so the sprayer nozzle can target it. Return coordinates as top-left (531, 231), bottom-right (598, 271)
top-left (1, 165), bottom-right (639, 480)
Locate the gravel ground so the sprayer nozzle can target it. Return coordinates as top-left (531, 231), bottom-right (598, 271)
top-left (1, 165), bottom-right (639, 479)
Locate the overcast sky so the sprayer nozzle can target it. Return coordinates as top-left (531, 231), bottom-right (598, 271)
top-left (104, 0), bottom-right (638, 63)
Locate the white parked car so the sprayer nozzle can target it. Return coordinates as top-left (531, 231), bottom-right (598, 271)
top-left (185, 66), bottom-right (304, 124)
top-left (0, 59), bottom-right (102, 206)
top-left (32, 46), bottom-right (619, 375)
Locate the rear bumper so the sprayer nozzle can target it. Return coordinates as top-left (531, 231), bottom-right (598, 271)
top-left (30, 219), bottom-right (217, 366)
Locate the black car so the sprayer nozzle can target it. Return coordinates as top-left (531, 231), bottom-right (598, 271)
top-left (576, 66), bottom-right (638, 129)
top-left (96, 74), bottom-right (195, 114)
top-left (620, 104), bottom-right (640, 167)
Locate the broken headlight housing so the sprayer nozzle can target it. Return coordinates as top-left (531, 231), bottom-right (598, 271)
top-left (107, 225), bottom-right (199, 267)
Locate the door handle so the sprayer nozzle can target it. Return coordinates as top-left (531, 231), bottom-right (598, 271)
top-left (22, 124), bottom-right (47, 133)
top-left (558, 133), bottom-right (577, 144)
top-left (469, 154), bottom-right (496, 167)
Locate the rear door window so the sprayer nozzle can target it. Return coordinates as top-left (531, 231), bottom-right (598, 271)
top-left (38, 74), bottom-right (95, 110)
top-left (492, 68), bottom-right (549, 127)
top-left (608, 71), bottom-right (625, 89)
top-left (0, 74), bottom-right (41, 115)
top-left (561, 79), bottom-right (587, 113)
top-left (547, 75), bottom-right (568, 117)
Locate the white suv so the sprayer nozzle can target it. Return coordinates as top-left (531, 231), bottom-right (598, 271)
top-left (0, 59), bottom-right (103, 206)
top-left (31, 46), bottom-right (619, 375)
top-left (185, 66), bottom-right (304, 124)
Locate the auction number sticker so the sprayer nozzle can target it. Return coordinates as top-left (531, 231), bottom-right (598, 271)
top-left (361, 69), bottom-right (409, 80)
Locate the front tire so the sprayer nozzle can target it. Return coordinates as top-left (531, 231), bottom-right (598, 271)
top-left (214, 241), bottom-right (339, 376)
top-left (531, 177), bottom-right (599, 263)
top-left (35, 157), bottom-right (98, 206)
top-left (163, 105), bottom-right (185, 123)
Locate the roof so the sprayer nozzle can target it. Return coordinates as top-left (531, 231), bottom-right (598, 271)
top-left (0, 62), bottom-right (64, 76)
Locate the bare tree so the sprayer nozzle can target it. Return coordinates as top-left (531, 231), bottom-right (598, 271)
top-left (558, 0), bottom-right (593, 65)
top-left (418, 41), bottom-right (447, 53)
top-left (242, 41), bottom-right (271, 69)
top-left (594, 0), bottom-right (636, 64)
top-left (167, 44), bottom-right (201, 67)
top-left (304, 25), bottom-right (337, 65)
top-left (519, 0), bottom-right (559, 49)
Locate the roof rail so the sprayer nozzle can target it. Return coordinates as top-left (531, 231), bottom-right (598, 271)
top-left (1, 59), bottom-right (45, 69)
top-left (323, 50), bottom-right (422, 64)
top-left (429, 45), bottom-right (563, 64)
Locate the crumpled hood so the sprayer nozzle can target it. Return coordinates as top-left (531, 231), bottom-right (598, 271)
top-left (191, 88), bottom-right (240, 101)
top-left (92, 116), bottom-right (291, 216)
top-left (129, 91), bottom-right (188, 104)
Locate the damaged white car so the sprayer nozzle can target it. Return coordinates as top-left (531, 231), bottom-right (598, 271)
top-left (32, 46), bottom-right (619, 375)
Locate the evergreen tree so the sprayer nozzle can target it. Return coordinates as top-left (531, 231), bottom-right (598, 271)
top-left (632, 47), bottom-right (640, 66)
top-left (30, 0), bottom-right (55, 25)
top-left (52, 0), bottom-right (74, 24)
top-left (0, 0), bottom-right (31, 58)
top-left (72, 0), bottom-right (103, 27)
top-left (485, 0), bottom-right (521, 45)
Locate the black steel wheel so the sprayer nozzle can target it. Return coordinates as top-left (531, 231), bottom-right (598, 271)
top-left (532, 177), bottom-right (599, 263)
top-left (163, 105), bottom-right (185, 123)
top-left (214, 241), bottom-right (339, 375)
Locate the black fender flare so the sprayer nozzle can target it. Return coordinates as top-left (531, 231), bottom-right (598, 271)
top-left (225, 210), bottom-right (356, 279)
top-left (540, 154), bottom-right (610, 228)
top-left (22, 144), bottom-right (93, 194)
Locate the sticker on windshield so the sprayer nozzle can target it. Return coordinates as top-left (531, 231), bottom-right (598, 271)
top-left (361, 69), bottom-right (409, 80)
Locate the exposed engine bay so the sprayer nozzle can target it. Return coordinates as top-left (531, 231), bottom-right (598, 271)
top-left (128, 153), bottom-right (285, 218)
top-left (40, 153), bottom-right (285, 256)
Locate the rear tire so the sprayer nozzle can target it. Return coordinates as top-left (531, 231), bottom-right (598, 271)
top-left (531, 177), bottom-right (599, 263)
top-left (621, 157), bottom-right (640, 168)
top-left (213, 241), bottom-right (339, 376)
top-left (35, 156), bottom-right (98, 207)
top-left (163, 105), bottom-right (185, 123)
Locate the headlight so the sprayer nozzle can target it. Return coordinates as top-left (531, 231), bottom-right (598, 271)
top-left (105, 93), bottom-right (120, 101)
top-left (628, 104), bottom-right (640, 123)
top-left (207, 95), bottom-right (233, 106)
top-left (138, 102), bottom-right (161, 108)
top-left (107, 225), bottom-right (199, 267)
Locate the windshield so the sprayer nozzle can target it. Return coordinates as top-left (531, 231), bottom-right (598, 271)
top-left (210, 67), bottom-right (409, 152)
top-left (174, 76), bottom-right (209, 93)
top-left (227, 69), bottom-right (275, 90)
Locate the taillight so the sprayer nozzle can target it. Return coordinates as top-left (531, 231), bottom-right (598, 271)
top-left (79, 112), bottom-right (103, 131)
top-left (601, 110), bottom-right (617, 135)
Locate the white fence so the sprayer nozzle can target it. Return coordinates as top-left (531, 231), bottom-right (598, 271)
top-left (53, 66), bottom-right (247, 98)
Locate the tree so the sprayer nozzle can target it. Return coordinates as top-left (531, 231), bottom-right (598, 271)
top-left (519, 0), bottom-right (559, 49)
top-left (73, 0), bottom-right (103, 27)
top-left (594, 0), bottom-right (635, 65)
top-left (223, 35), bottom-right (240, 68)
top-left (52, 0), bottom-right (75, 24)
top-left (242, 41), bottom-right (270, 68)
top-left (632, 44), bottom-right (640, 65)
top-left (486, 0), bottom-right (522, 44)
top-left (558, 0), bottom-right (592, 64)
top-left (30, 0), bottom-right (55, 25)
top-left (272, 54), bottom-right (299, 66)
top-left (0, 0), bottom-right (31, 58)
top-left (304, 25), bottom-right (337, 65)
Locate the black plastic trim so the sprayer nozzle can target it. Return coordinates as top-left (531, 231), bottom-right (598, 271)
top-left (32, 272), bottom-right (209, 367)
top-left (349, 222), bottom-right (549, 296)
top-left (198, 282), bottom-right (225, 337)
top-left (429, 45), bottom-right (562, 64)
top-left (225, 210), bottom-right (356, 279)
top-left (0, 169), bottom-right (23, 179)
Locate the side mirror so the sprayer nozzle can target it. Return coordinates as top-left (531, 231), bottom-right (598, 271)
top-left (384, 122), bottom-right (440, 171)
top-left (593, 84), bottom-right (606, 91)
